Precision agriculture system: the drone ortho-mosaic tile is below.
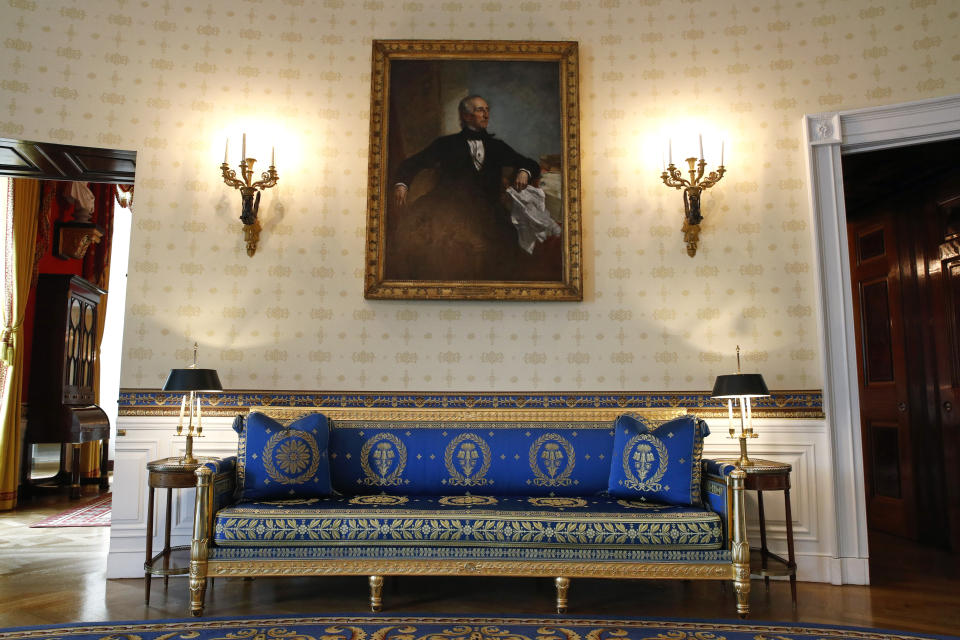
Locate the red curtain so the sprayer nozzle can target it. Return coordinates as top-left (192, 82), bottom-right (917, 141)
top-left (24, 181), bottom-right (116, 480)
top-left (34, 181), bottom-right (115, 287)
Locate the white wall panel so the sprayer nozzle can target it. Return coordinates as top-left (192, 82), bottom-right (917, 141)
top-left (107, 416), bottom-right (236, 578)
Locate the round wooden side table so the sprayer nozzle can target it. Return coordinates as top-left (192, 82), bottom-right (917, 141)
top-left (144, 456), bottom-right (212, 605)
top-left (719, 458), bottom-right (797, 608)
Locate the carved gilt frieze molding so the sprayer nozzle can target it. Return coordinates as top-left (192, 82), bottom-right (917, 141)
top-left (207, 559), bottom-right (733, 580)
top-left (118, 389), bottom-right (824, 419)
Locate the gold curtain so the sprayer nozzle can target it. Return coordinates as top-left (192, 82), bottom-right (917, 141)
top-left (0, 179), bottom-right (41, 510)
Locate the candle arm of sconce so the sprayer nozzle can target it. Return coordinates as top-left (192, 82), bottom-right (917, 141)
top-left (661, 165), bottom-right (689, 190)
top-left (220, 164), bottom-right (247, 190)
top-left (699, 166), bottom-right (727, 190)
top-left (252, 169), bottom-right (279, 191)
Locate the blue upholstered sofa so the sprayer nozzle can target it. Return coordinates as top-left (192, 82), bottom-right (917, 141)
top-left (188, 407), bottom-right (750, 617)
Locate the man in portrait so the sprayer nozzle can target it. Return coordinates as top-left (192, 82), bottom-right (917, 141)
top-left (386, 94), bottom-right (561, 282)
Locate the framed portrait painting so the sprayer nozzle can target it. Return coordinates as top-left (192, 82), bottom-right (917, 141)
top-left (364, 40), bottom-right (582, 301)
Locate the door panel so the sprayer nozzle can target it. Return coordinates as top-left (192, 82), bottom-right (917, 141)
top-left (848, 217), bottom-right (916, 539)
top-left (844, 142), bottom-right (960, 550)
top-left (860, 278), bottom-right (896, 383)
top-left (929, 193), bottom-right (960, 551)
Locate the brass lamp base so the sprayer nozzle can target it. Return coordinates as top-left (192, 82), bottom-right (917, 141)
top-left (736, 435), bottom-right (754, 468)
top-left (180, 433), bottom-right (199, 465)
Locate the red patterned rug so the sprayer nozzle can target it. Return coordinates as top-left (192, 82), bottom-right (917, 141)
top-left (29, 493), bottom-right (111, 527)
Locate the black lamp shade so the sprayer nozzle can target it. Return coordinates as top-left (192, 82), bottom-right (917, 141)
top-left (162, 368), bottom-right (223, 392)
top-left (711, 373), bottom-right (769, 399)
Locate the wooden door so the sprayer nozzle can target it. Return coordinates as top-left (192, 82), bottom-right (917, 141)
top-left (848, 214), bottom-right (917, 539)
top-left (927, 190), bottom-right (960, 551)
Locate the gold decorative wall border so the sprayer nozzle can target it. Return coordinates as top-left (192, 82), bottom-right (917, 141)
top-left (118, 389), bottom-right (824, 419)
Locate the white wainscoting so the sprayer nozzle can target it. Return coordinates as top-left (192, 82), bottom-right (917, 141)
top-left (107, 415), bottom-right (837, 582)
top-left (106, 415), bottom-right (238, 579)
top-left (704, 418), bottom-right (835, 583)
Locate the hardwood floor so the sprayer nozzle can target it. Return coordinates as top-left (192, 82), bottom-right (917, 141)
top-left (0, 490), bottom-right (958, 634)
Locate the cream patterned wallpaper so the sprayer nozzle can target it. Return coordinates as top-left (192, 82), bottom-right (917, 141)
top-left (1, 0), bottom-right (958, 393)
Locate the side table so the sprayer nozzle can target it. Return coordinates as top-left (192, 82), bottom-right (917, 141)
top-left (720, 458), bottom-right (797, 608)
top-left (144, 457), bottom-right (212, 605)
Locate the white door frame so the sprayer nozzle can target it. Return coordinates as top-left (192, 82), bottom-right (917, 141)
top-left (803, 94), bottom-right (960, 584)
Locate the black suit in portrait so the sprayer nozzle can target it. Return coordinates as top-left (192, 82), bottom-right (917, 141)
top-left (386, 128), bottom-right (559, 282)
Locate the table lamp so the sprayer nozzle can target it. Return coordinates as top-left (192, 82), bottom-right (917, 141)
top-left (711, 345), bottom-right (770, 468)
top-left (162, 343), bottom-right (222, 464)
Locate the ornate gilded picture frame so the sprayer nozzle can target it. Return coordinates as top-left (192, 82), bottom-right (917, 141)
top-left (364, 40), bottom-right (582, 301)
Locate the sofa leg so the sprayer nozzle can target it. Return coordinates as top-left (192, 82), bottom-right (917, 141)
top-left (369, 575), bottom-right (384, 613)
top-left (733, 574), bottom-right (750, 618)
top-left (189, 573), bottom-right (206, 617)
top-left (555, 577), bottom-right (570, 614)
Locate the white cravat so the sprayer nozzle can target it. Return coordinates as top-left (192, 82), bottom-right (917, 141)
top-left (467, 138), bottom-right (485, 171)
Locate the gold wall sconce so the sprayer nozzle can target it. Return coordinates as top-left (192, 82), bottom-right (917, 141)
top-left (220, 134), bottom-right (279, 257)
top-left (660, 135), bottom-right (726, 257)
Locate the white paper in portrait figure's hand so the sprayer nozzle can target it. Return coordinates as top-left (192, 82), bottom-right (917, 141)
top-left (506, 185), bottom-right (561, 254)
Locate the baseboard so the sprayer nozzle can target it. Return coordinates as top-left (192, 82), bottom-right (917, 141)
top-left (106, 549), bottom-right (145, 579)
top-left (839, 556), bottom-right (870, 585)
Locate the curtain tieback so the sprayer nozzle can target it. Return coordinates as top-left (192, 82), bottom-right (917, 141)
top-left (1, 324), bottom-right (20, 366)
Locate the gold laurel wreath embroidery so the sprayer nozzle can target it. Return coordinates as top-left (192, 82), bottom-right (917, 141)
top-left (527, 497), bottom-right (587, 508)
top-left (438, 495), bottom-right (498, 506)
top-left (444, 433), bottom-right (492, 486)
top-left (691, 419), bottom-right (706, 504)
top-left (359, 432), bottom-right (407, 486)
top-left (616, 499), bottom-right (666, 510)
top-left (348, 494), bottom-right (409, 506)
top-left (528, 433), bottom-right (576, 487)
top-left (262, 431), bottom-right (322, 485)
top-left (621, 433), bottom-right (668, 491)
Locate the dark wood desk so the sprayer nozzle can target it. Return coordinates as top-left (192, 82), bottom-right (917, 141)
top-left (23, 275), bottom-right (109, 499)
top-left (144, 457), bottom-right (212, 605)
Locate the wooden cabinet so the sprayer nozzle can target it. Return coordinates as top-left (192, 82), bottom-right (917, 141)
top-left (23, 274), bottom-right (110, 498)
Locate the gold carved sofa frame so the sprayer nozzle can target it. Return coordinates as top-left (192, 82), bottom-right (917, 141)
top-left (188, 407), bottom-right (750, 616)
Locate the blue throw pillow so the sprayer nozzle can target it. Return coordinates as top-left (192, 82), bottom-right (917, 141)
top-left (236, 411), bottom-right (331, 501)
top-left (607, 413), bottom-right (709, 506)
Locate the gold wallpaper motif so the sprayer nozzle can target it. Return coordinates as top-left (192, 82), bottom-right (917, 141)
top-left (2, 1), bottom-right (958, 391)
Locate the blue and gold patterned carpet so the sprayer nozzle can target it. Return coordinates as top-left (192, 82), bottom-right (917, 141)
top-left (0, 615), bottom-right (954, 640)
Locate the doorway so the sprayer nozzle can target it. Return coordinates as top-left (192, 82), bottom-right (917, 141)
top-left (803, 95), bottom-right (960, 585)
top-left (0, 137), bottom-right (135, 501)
top-left (842, 138), bottom-right (960, 550)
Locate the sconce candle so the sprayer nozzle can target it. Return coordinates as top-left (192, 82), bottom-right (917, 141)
top-left (220, 133), bottom-right (279, 257)
top-left (659, 134), bottom-right (726, 257)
